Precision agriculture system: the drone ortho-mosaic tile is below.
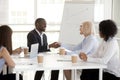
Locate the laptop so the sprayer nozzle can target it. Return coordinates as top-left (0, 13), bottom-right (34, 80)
top-left (29, 43), bottom-right (39, 58)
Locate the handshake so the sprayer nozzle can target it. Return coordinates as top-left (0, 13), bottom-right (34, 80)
top-left (49, 42), bottom-right (61, 48)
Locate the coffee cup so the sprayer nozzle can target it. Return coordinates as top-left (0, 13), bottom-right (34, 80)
top-left (59, 48), bottom-right (65, 55)
top-left (71, 54), bottom-right (77, 63)
top-left (37, 54), bottom-right (44, 63)
top-left (24, 47), bottom-right (28, 57)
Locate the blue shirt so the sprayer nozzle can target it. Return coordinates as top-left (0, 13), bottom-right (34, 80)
top-left (0, 47), bottom-right (5, 73)
top-left (61, 35), bottom-right (99, 55)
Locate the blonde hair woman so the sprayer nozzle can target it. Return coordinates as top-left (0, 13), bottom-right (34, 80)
top-left (80, 21), bottom-right (95, 35)
top-left (63, 21), bottom-right (99, 80)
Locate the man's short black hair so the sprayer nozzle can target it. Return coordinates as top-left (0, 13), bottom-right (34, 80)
top-left (35, 18), bottom-right (45, 26)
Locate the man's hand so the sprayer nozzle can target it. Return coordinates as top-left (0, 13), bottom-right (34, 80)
top-left (49, 42), bottom-right (61, 48)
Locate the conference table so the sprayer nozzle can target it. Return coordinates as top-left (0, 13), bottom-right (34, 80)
top-left (12, 52), bottom-right (107, 80)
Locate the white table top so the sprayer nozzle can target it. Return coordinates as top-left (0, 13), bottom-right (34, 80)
top-left (12, 53), bottom-right (107, 72)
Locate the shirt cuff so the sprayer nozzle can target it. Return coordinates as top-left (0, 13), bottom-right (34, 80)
top-left (47, 45), bottom-right (50, 50)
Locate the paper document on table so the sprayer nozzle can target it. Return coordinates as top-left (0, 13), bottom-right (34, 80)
top-left (57, 59), bottom-right (71, 62)
top-left (30, 43), bottom-right (39, 58)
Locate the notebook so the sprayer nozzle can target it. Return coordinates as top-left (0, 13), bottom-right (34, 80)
top-left (29, 43), bottom-right (39, 58)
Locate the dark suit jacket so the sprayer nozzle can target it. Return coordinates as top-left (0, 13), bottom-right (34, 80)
top-left (27, 29), bottom-right (50, 52)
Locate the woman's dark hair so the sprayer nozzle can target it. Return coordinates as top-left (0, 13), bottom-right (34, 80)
top-left (0, 25), bottom-right (13, 54)
top-left (99, 19), bottom-right (118, 41)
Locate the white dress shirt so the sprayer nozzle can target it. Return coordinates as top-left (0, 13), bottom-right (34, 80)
top-left (35, 29), bottom-right (44, 46)
top-left (88, 37), bottom-right (120, 77)
top-left (61, 35), bottom-right (99, 55)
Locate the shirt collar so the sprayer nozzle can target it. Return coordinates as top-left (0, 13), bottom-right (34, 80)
top-left (85, 34), bottom-right (92, 40)
top-left (35, 29), bottom-right (44, 36)
top-left (106, 37), bottom-right (114, 42)
top-left (102, 37), bottom-right (114, 44)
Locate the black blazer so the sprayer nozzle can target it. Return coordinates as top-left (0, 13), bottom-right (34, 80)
top-left (27, 29), bottom-right (50, 52)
